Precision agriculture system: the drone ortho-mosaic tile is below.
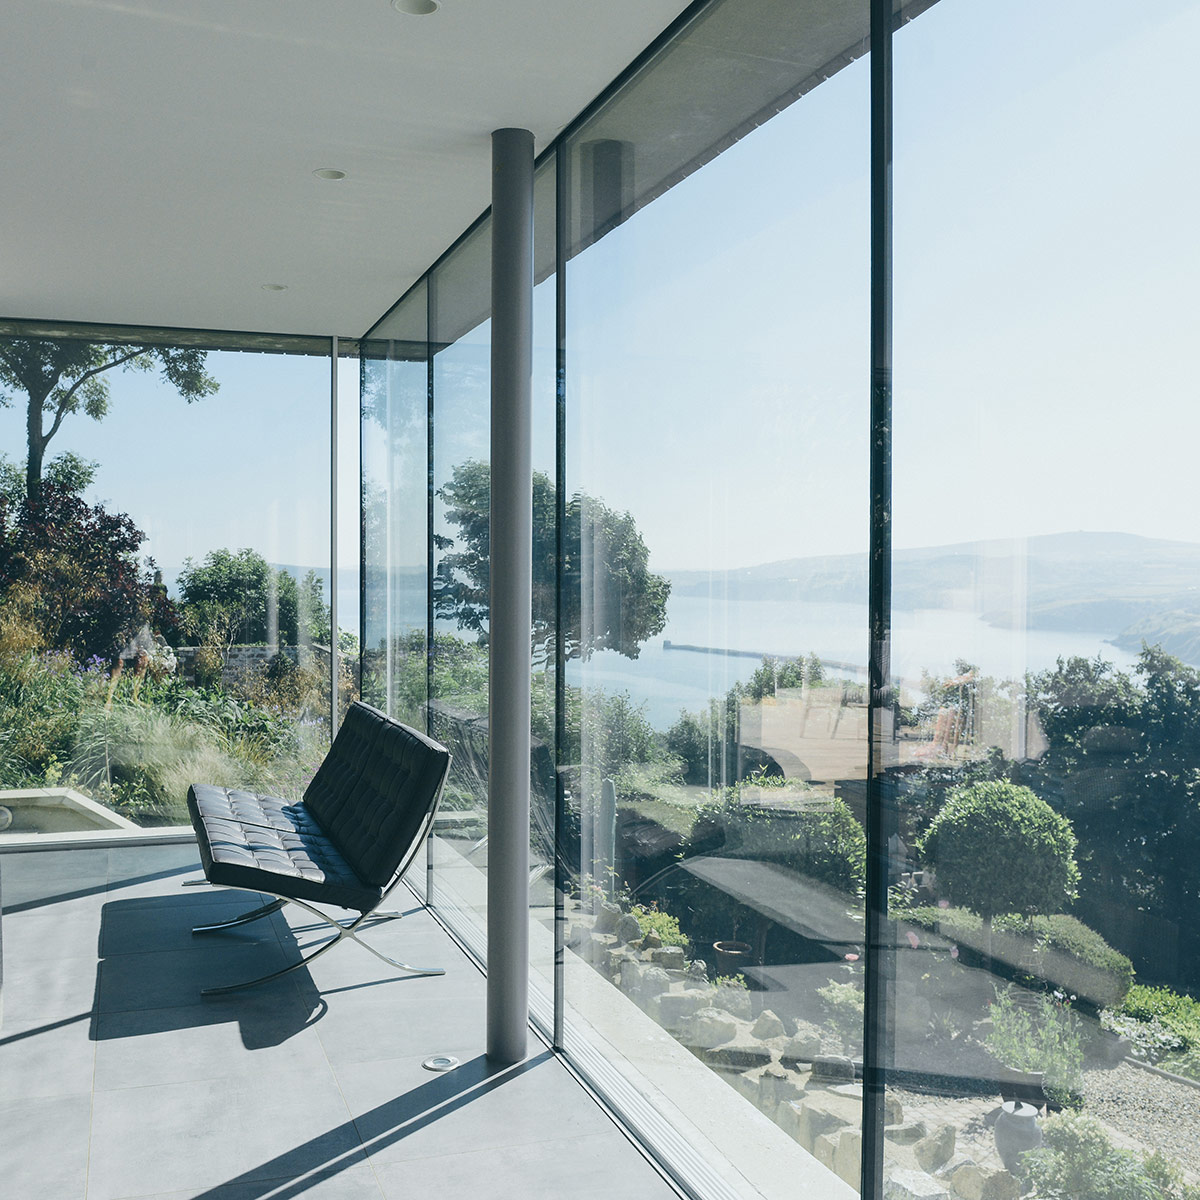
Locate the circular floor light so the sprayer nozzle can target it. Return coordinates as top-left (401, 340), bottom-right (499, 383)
top-left (422, 1054), bottom-right (460, 1072)
top-left (261, 283), bottom-right (287, 292)
top-left (313, 168), bottom-right (346, 180)
top-left (392, 0), bottom-right (439, 13)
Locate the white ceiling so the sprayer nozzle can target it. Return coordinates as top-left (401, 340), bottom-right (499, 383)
top-left (1, 0), bottom-right (691, 338)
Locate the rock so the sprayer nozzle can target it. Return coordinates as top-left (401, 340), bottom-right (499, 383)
top-left (811, 1054), bottom-right (856, 1083)
top-left (949, 1164), bottom-right (1020, 1200)
top-left (757, 1062), bottom-right (804, 1109)
top-left (595, 901), bottom-right (621, 934)
top-left (914, 1124), bottom-right (955, 1172)
top-left (633, 965), bottom-right (671, 1007)
top-left (614, 913), bottom-right (643, 945)
top-left (652, 989), bottom-right (709, 1030)
top-left (714, 983), bottom-right (752, 1018)
top-left (650, 945), bottom-right (686, 969)
top-left (885, 1121), bottom-right (928, 1144)
top-left (883, 1168), bottom-right (951, 1199)
top-left (789, 1090), bottom-right (861, 1152)
top-left (814, 1132), bottom-right (839, 1170)
top-left (834, 1127), bottom-right (862, 1189)
top-left (752, 1009), bottom-right (786, 1039)
top-left (704, 1040), bottom-right (773, 1070)
top-left (932, 1152), bottom-right (974, 1180)
top-left (781, 1032), bottom-right (823, 1063)
top-left (642, 928), bottom-right (662, 949)
top-left (689, 1007), bottom-right (739, 1049)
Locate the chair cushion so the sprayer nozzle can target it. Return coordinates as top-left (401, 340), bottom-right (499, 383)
top-left (303, 702), bottom-right (451, 888)
top-left (188, 783), bottom-right (381, 913)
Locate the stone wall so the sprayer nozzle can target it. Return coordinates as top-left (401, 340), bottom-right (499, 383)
top-left (175, 643), bottom-right (331, 688)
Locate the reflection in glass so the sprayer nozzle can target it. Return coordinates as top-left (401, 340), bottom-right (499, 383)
top-left (889, 1), bottom-right (1200, 1194)
top-left (562, 2), bottom-right (871, 1193)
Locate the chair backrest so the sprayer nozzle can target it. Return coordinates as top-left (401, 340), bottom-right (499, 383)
top-left (303, 701), bottom-right (451, 889)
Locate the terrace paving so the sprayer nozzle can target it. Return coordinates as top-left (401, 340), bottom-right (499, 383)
top-left (0, 843), bottom-right (679, 1200)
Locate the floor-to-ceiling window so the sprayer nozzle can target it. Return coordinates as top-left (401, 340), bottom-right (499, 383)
top-left (884, 1), bottom-right (1200, 1193)
top-left (0, 330), bottom-right (347, 830)
top-left (360, 0), bottom-right (1200, 1195)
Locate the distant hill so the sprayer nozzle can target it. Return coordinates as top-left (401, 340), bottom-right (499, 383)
top-left (667, 532), bottom-right (1200, 666)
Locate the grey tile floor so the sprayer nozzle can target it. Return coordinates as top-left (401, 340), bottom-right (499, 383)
top-left (0, 844), bottom-right (679, 1200)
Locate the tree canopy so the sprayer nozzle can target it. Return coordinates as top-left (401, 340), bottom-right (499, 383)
top-left (0, 485), bottom-right (172, 661)
top-left (177, 548), bottom-right (329, 649)
top-left (433, 459), bottom-right (670, 662)
top-left (0, 338), bottom-right (217, 501)
top-left (918, 779), bottom-right (1080, 921)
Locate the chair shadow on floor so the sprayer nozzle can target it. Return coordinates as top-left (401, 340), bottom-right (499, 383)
top-left (90, 889), bottom-right (328, 1050)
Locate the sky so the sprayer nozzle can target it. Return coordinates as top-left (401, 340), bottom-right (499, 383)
top-left (562, 0), bottom-right (1200, 570)
top-left (0, 349), bottom-right (360, 617)
top-left (3, 0), bottom-right (1198, 599)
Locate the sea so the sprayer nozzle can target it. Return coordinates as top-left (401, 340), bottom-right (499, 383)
top-left (565, 595), bottom-right (1141, 731)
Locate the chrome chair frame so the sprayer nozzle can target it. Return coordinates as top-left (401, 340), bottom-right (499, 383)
top-left (191, 886), bottom-right (443, 996)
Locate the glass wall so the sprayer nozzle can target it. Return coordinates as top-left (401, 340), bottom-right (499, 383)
top-left (0, 333), bottom-right (343, 828)
top-left (361, 283), bottom-right (429, 729)
top-left (883, 1), bottom-right (1200, 1195)
top-left (358, 0), bottom-right (1200, 1196)
top-left (562, 2), bottom-right (870, 1192)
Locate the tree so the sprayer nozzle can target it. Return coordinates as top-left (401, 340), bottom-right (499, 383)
top-left (433, 459), bottom-right (670, 662)
top-left (918, 780), bottom-right (1080, 924)
top-left (0, 485), bottom-right (172, 661)
top-left (0, 338), bottom-right (217, 502)
top-left (1025, 649), bottom-right (1200, 985)
top-left (177, 549), bottom-right (329, 649)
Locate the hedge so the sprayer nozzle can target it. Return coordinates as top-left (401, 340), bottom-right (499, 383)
top-left (905, 905), bottom-right (1134, 1009)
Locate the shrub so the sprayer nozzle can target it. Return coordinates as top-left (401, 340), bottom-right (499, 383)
top-left (1019, 1112), bottom-right (1199, 1199)
top-left (631, 904), bottom-right (688, 949)
top-left (1118, 985), bottom-right (1200, 1079)
top-left (817, 979), bottom-right (864, 1050)
top-left (1121, 985), bottom-right (1200, 1048)
top-left (0, 647), bottom-right (93, 776)
top-left (699, 784), bottom-right (866, 894)
top-left (918, 781), bottom-right (1080, 921)
top-left (986, 986), bottom-right (1084, 1109)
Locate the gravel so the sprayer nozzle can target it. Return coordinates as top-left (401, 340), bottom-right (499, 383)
top-left (1083, 1060), bottom-right (1200, 1177)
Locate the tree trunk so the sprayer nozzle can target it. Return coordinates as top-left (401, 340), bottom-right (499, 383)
top-left (25, 388), bottom-right (48, 503)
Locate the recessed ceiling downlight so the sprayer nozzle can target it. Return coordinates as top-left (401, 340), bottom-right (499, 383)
top-left (392, 0), bottom-right (438, 13)
top-left (313, 168), bottom-right (346, 180)
top-left (261, 283), bottom-right (287, 292)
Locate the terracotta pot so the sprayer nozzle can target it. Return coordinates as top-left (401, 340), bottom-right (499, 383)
top-left (712, 939), bottom-right (752, 976)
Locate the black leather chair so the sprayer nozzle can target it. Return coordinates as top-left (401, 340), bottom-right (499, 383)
top-left (186, 701), bottom-right (451, 994)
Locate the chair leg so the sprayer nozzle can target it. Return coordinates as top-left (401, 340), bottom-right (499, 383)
top-left (192, 897), bottom-right (286, 935)
top-left (201, 895), bottom-right (443, 996)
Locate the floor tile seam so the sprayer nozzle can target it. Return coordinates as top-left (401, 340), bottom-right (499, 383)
top-left (85, 1029), bottom-right (99, 1200)
top-left (353, 1115), bottom-right (646, 1169)
top-left (321, 1011), bottom-right (380, 1166)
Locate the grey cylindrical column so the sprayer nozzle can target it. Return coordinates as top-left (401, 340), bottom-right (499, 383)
top-left (487, 126), bottom-right (534, 1064)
